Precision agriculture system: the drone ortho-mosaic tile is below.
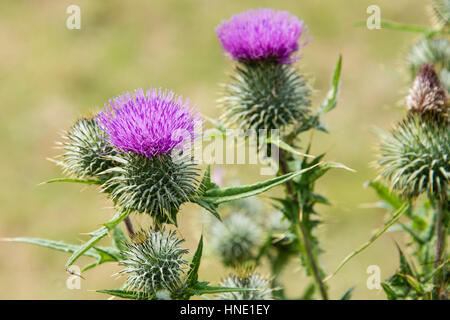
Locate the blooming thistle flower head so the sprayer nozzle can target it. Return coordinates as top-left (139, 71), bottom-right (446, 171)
top-left (218, 272), bottom-right (273, 300)
top-left (97, 88), bottom-right (201, 224)
top-left (216, 8), bottom-right (309, 64)
top-left (96, 88), bottom-right (200, 158)
top-left (120, 228), bottom-right (188, 299)
top-left (217, 10), bottom-right (311, 131)
top-left (406, 63), bottom-right (449, 117)
top-left (59, 117), bottom-right (116, 179)
top-left (210, 212), bottom-right (262, 267)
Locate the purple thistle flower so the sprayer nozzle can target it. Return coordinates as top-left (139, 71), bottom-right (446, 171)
top-left (96, 88), bottom-right (200, 158)
top-left (216, 8), bottom-right (310, 64)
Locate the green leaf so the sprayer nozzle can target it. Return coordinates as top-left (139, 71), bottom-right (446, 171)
top-left (340, 286), bottom-right (355, 300)
top-left (366, 181), bottom-right (404, 211)
top-left (97, 289), bottom-right (152, 300)
top-left (189, 282), bottom-right (255, 295)
top-left (4, 237), bottom-right (100, 258)
top-left (381, 283), bottom-right (398, 300)
top-left (354, 20), bottom-right (446, 37)
top-left (4, 237), bottom-right (123, 273)
top-left (112, 227), bottom-right (128, 252)
top-left (66, 209), bottom-right (131, 268)
top-left (187, 235), bottom-right (203, 287)
top-left (301, 284), bottom-right (315, 300)
top-left (325, 203), bottom-right (409, 281)
top-left (200, 163), bottom-right (321, 205)
top-left (267, 137), bottom-right (315, 158)
top-left (319, 55), bottom-right (342, 114)
top-left (41, 178), bottom-right (102, 185)
top-left (398, 274), bottom-right (424, 295)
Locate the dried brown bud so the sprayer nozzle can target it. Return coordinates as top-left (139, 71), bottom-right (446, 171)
top-left (406, 63), bottom-right (448, 115)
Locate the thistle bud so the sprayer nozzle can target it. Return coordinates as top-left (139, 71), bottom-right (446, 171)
top-left (218, 272), bottom-right (273, 300)
top-left (210, 212), bottom-right (262, 267)
top-left (120, 228), bottom-right (189, 298)
top-left (406, 63), bottom-right (448, 117)
top-left (59, 118), bottom-right (115, 179)
top-left (378, 115), bottom-right (449, 199)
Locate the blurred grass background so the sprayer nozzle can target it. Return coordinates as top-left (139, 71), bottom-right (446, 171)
top-left (0, 0), bottom-right (431, 299)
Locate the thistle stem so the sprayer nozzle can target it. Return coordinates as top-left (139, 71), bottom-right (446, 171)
top-left (279, 150), bottom-right (328, 300)
top-left (294, 217), bottom-right (329, 300)
top-left (124, 216), bottom-right (135, 237)
top-left (433, 191), bottom-right (448, 300)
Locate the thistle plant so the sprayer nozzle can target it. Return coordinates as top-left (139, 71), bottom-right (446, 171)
top-left (119, 228), bottom-right (189, 299)
top-left (377, 64), bottom-right (449, 299)
top-left (214, 8), bottom-right (350, 300)
top-left (329, 1), bottom-right (449, 300)
top-left (217, 9), bottom-right (311, 131)
top-left (58, 117), bottom-right (116, 180)
top-left (7, 7), bottom-right (350, 301)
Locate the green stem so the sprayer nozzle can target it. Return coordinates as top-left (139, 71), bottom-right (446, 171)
top-left (279, 150), bottom-right (328, 300)
top-left (433, 191), bottom-right (448, 300)
top-left (294, 217), bottom-right (329, 300)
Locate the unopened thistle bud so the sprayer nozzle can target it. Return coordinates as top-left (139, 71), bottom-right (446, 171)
top-left (378, 116), bottom-right (449, 199)
top-left (96, 88), bottom-right (201, 224)
top-left (216, 9), bottom-right (311, 131)
top-left (120, 228), bottom-right (189, 298)
top-left (59, 118), bottom-right (116, 179)
top-left (378, 67), bottom-right (449, 199)
top-left (210, 212), bottom-right (262, 267)
top-left (218, 272), bottom-right (273, 300)
top-left (406, 63), bottom-right (449, 117)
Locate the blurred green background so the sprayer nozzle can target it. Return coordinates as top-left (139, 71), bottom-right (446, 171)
top-left (0, 0), bottom-right (431, 299)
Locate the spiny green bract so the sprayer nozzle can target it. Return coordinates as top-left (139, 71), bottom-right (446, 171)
top-left (407, 38), bottom-right (450, 90)
top-left (218, 273), bottom-right (273, 300)
top-left (210, 212), bottom-right (262, 267)
top-left (60, 118), bottom-right (116, 179)
top-left (378, 115), bottom-right (449, 199)
top-left (220, 61), bottom-right (311, 131)
top-left (120, 228), bottom-right (189, 298)
top-left (103, 153), bottom-right (199, 225)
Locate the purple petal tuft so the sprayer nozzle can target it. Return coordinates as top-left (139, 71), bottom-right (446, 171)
top-left (216, 8), bottom-right (310, 64)
top-left (96, 88), bottom-right (201, 158)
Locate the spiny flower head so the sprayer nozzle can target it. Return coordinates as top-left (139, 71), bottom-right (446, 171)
top-left (59, 117), bottom-right (116, 179)
top-left (218, 272), bottom-right (273, 300)
top-left (378, 115), bottom-right (449, 199)
top-left (120, 228), bottom-right (189, 298)
top-left (216, 8), bottom-right (309, 64)
top-left (210, 212), bottom-right (262, 267)
top-left (220, 61), bottom-right (311, 131)
top-left (103, 152), bottom-right (199, 225)
top-left (96, 88), bottom-right (200, 158)
top-left (407, 63), bottom-right (449, 116)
